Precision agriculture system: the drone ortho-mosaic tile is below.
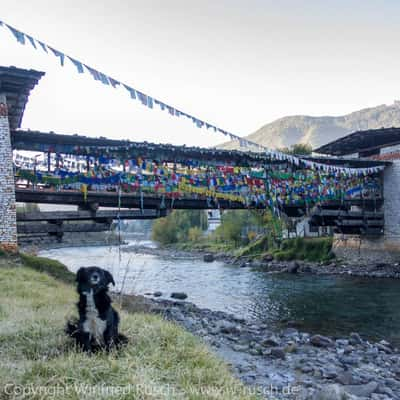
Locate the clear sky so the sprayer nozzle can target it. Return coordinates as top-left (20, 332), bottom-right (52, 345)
top-left (2, 0), bottom-right (400, 147)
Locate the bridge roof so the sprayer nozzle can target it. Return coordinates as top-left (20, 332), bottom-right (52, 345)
top-left (11, 129), bottom-right (280, 166)
top-left (0, 66), bottom-right (44, 130)
top-left (12, 129), bottom-right (389, 167)
top-left (314, 127), bottom-right (400, 156)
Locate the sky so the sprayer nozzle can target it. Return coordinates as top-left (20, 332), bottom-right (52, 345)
top-left (2, 0), bottom-right (400, 148)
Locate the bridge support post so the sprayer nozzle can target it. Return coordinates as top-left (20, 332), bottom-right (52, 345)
top-left (0, 93), bottom-right (18, 253)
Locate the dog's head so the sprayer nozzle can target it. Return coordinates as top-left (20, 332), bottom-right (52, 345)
top-left (75, 266), bottom-right (115, 295)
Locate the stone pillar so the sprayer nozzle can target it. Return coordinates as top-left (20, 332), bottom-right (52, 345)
top-left (383, 160), bottom-right (400, 252)
top-left (0, 93), bottom-right (18, 252)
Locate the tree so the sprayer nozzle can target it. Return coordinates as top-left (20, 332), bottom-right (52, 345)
top-left (152, 210), bottom-right (208, 245)
top-left (279, 143), bottom-right (312, 155)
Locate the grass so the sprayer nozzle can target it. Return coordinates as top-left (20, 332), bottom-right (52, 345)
top-left (0, 255), bottom-right (258, 400)
top-left (235, 236), bottom-right (270, 258)
top-left (272, 237), bottom-right (334, 262)
top-left (171, 241), bottom-right (236, 254)
top-left (173, 234), bottom-right (334, 264)
top-left (19, 253), bottom-right (75, 284)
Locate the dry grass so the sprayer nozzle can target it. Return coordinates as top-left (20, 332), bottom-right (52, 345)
top-left (0, 259), bottom-right (259, 400)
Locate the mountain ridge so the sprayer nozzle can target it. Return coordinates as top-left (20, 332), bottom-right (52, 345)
top-left (219, 101), bottom-right (400, 151)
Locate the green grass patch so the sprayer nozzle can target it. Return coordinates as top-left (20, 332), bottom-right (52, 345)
top-left (235, 236), bottom-right (270, 258)
top-left (0, 258), bottom-right (257, 399)
top-left (272, 237), bottom-right (334, 262)
top-left (19, 253), bottom-right (75, 284)
top-left (171, 240), bottom-right (236, 253)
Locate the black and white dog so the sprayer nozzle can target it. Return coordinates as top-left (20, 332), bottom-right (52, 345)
top-left (66, 266), bottom-right (127, 352)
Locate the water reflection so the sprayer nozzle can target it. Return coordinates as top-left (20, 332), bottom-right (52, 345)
top-left (39, 242), bottom-right (400, 344)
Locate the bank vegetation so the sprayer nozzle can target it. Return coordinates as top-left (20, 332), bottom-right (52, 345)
top-left (151, 210), bottom-right (334, 263)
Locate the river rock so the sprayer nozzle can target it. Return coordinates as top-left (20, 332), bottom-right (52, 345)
top-left (335, 371), bottom-right (355, 385)
top-left (283, 327), bottom-right (299, 337)
top-left (153, 291), bottom-right (162, 297)
top-left (270, 347), bottom-right (286, 360)
top-left (335, 339), bottom-right (349, 347)
top-left (262, 335), bottom-right (280, 347)
top-left (310, 334), bottom-right (334, 348)
top-left (170, 292), bottom-right (188, 300)
top-left (287, 261), bottom-right (300, 274)
top-left (263, 254), bottom-right (274, 262)
top-left (338, 355), bottom-right (360, 367)
top-left (376, 384), bottom-right (395, 398)
top-left (285, 341), bottom-right (298, 353)
top-left (203, 253), bottom-right (215, 262)
top-left (218, 320), bottom-right (240, 335)
top-left (232, 344), bottom-right (249, 352)
top-left (344, 381), bottom-right (378, 397)
top-left (322, 368), bottom-right (338, 379)
top-left (313, 384), bottom-right (353, 400)
top-left (376, 343), bottom-right (392, 354)
top-left (349, 332), bottom-right (363, 345)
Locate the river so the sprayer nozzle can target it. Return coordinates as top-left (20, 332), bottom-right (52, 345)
top-left (39, 240), bottom-right (400, 345)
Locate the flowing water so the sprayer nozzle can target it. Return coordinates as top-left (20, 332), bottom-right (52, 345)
top-left (39, 240), bottom-right (400, 345)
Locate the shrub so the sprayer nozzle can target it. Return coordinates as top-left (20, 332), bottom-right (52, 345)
top-left (188, 227), bottom-right (203, 242)
top-left (151, 217), bottom-right (178, 245)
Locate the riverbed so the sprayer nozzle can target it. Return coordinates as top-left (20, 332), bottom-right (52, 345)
top-left (39, 240), bottom-right (400, 346)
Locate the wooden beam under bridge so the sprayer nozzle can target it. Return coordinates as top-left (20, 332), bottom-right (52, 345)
top-left (17, 209), bottom-right (163, 223)
top-left (17, 222), bottom-right (111, 234)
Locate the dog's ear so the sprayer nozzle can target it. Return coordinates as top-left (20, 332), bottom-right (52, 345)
top-left (76, 267), bottom-right (86, 282)
top-left (104, 270), bottom-right (115, 286)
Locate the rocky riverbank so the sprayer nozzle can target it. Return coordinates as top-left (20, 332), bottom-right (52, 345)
top-left (19, 231), bottom-right (122, 252)
top-left (123, 243), bottom-right (400, 279)
top-left (118, 293), bottom-right (400, 400)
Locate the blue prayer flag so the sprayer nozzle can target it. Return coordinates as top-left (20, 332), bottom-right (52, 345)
top-left (155, 100), bottom-right (165, 110)
top-left (123, 85), bottom-right (136, 99)
top-left (98, 72), bottom-right (110, 85)
top-left (68, 57), bottom-right (84, 73)
top-left (49, 47), bottom-right (65, 66)
top-left (86, 65), bottom-right (101, 81)
top-left (108, 77), bottom-right (120, 88)
top-left (38, 41), bottom-right (48, 53)
top-left (7, 25), bottom-right (25, 45)
top-left (26, 35), bottom-right (37, 49)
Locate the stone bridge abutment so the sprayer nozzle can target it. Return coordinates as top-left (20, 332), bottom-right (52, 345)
top-left (0, 94), bottom-right (17, 252)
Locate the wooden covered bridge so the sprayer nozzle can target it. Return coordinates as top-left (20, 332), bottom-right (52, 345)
top-left (0, 66), bottom-right (391, 249)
